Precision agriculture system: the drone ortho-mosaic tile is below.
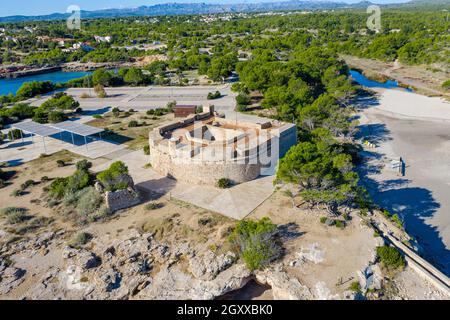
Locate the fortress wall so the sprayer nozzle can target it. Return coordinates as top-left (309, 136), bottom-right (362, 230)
top-left (148, 115), bottom-right (297, 186)
top-left (275, 123), bottom-right (298, 158)
top-left (149, 144), bottom-right (261, 185)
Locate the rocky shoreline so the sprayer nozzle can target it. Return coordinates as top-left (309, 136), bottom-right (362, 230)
top-left (0, 62), bottom-right (136, 79)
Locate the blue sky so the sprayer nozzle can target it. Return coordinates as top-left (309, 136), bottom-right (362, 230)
top-left (0, 0), bottom-right (411, 17)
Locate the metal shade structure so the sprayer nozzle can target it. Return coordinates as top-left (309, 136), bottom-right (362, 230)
top-left (13, 121), bottom-right (62, 137)
top-left (49, 121), bottom-right (105, 151)
top-left (11, 120), bottom-right (105, 152)
top-left (49, 121), bottom-right (104, 137)
top-left (12, 121), bottom-right (62, 152)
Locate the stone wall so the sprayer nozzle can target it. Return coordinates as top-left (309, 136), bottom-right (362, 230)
top-left (150, 147), bottom-right (261, 185)
top-left (277, 124), bottom-right (298, 158)
top-left (105, 189), bottom-right (141, 212)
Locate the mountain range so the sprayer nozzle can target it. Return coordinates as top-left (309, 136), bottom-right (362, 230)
top-left (0, 0), bottom-right (446, 23)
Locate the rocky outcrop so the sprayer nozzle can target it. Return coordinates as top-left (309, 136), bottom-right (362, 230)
top-left (19, 230), bottom-right (246, 300)
top-left (188, 250), bottom-right (236, 280)
top-left (256, 268), bottom-right (313, 300)
top-left (138, 264), bottom-right (251, 300)
top-left (357, 264), bottom-right (383, 292)
top-left (0, 266), bottom-right (26, 295)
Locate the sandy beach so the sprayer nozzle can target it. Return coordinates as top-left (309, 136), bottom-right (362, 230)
top-left (357, 88), bottom-right (450, 275)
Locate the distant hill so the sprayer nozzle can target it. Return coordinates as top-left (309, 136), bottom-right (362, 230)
top-left (0, 0), bottom-right (446, 23)
top-left (0, 1), bottom-right (362, 23)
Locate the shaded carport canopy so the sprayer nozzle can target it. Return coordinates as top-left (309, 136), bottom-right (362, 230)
top-left (11, 120), bottom-right (104, 152)
top-left (12, 121), bottom-right (62, 137)
top-left (49, 121), bottom-right (104, 136)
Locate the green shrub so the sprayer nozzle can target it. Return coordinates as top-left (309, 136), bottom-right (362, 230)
top-left (1, 207), bottom-right (29, 225)
top-left (376, 245), bottom-right (405, 270)
top-left (320, 217), bottom-right (327, 224)
top-left (349, 281), bottom-right (361, 293)
top-left (207, 91), bottom-right (221, 100)
top-left (112, 107), bottom-right (120, 117)
top-left (21, 179), bottom-right (35, 190)
top-left (382, 209), bottom-right (391, 219)
top-left (47, 199), bottom-right (59, 208)
top-left (96, 161), bottom-right (129, 191)
top-left (56, 159), bottom-right (65, 167)
top-left (228, 217), bottom-right (281, 271)
top-left (48, 177), bottom-right (69, 198)
top-left (166, 101), bottom-right (176, 112)
top-left (360, 208), bottom-right (369, 217)
top-left (92, 114), bottom-right (103, 119)
top-left (237, 104), bottom-right (247, 112)
top-left (10, 189), bottom-right (23, 197)
top-left (1, 207), bottom-right (27, 216)
top-left (128, 120), bottom-right (139, 128)
top-left (66, 170), bottom-right (91, 193)
top-left (335, 220), bottom-right (345, 229)
top-left (442, 79), bottom-right (450, 90)
top-left (391, 214), bottom-right (403, 228)
top-left (48, 111), bottom-right (67, 123)
top-left (154, 108), bottom-right (167, 116)
top-left (75, 187), bottom-right (105, 220)
top-left (236, 93), bottom-right (251, 105)
top-left (68, 232), bottom-right (92, 248)
top-left (144, 202), bottom-right (161, 210)
top-left (88, 205), bottom-right (110, 222)
top-left (143, 145), bottom-right (150, 155)
top-left (76, 159), bottom-right (92, 172)
top-left (216, 178), bottom-right (232, 189)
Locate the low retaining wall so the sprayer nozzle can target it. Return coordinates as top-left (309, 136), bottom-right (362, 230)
top-left (104, 189), bottom-right (141, 212)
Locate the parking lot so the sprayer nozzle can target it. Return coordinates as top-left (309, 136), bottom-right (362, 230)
top-left (29, 84), bottom-right (236, 112)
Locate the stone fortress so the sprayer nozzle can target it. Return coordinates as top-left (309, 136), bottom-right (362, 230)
top-left (149, 106), bottom-right (297, 186)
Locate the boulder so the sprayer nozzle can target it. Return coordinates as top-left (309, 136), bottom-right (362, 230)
top-left (77, 250), bottom-right (100, 270)
top-left (99, 268), bottom-right (122, 292)
top-left (188, 250), bottom-right (236, 281)
top-left (0, 267), bottom-right (26, 295)
top-left (33, 232), bottom-right (55, 248)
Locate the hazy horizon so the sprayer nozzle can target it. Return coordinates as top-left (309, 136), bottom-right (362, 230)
top-left (0, 0), bottom-right (411, 17)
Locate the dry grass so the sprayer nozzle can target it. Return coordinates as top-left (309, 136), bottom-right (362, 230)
top-left (86, 111), bottom-right (173, 150)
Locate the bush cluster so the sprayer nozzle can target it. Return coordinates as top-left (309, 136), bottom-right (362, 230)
top-left (228, 217), bottom-right (281, 271)
top-left (376, 245), bottom-right (405, 270)
top-left (96, 161), bottom-right (129, 192)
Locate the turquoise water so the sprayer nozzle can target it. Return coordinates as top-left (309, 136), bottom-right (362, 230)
top-left (350, 70), bottom-right (412, 91)
top-left (0, 71), bottom-right (91, 96)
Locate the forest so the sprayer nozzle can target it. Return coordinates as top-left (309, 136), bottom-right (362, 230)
top-left (0, 7), bottom-right (448, 68)
top-left (1, 5), bottom-right (448, 212)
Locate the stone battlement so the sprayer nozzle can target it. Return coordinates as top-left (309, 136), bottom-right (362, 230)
top-left (149, 110), bottom-right (297, 186)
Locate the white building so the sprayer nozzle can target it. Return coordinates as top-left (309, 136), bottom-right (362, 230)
top-left (94, 35), bottom-right (112, 43)
top-left (73, 42), bottom-right (94, 52)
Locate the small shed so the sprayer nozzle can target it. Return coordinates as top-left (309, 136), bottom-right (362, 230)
top-left (174, 105), bottom-right (197, 118)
